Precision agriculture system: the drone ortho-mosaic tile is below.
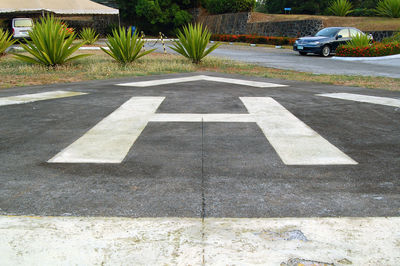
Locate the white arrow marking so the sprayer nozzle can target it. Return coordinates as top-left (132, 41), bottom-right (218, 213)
top-left (116, 75), bottom-right (287, 88)
top-left (241, 97), bottom-right (357, 165)
top-left (48, 97), bottom-right (165, 164)
top-left (318, 93), bottom-right (400, 108)
top-left (0, 91), bottom-right (87, 107)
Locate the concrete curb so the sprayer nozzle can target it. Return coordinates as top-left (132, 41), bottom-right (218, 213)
top-left (332, 54), bottom-right (400, 61)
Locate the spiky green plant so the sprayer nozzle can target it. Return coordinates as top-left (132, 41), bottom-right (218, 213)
top-left (13, 15), bottom-right (89, 67)
top-left (375, 0), bottom-right (400, 18)
top-left (328, 0), bottom-right (353, 16)
top-left (79, 27), bottom-right (99, 45)
top-left (101, 27), bottom-right (155, 65)
top-left (170, 23), bottom-right (221, 64)
top-left (0, 29), bottom-right (16, 57)
top-left (345, 33), bottom-right (372, 48)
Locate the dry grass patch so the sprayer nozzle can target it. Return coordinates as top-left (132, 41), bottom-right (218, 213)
top-left (0, 50), bottom-right (399, 91)
top-left (250, 12), bottom-right (400, 31)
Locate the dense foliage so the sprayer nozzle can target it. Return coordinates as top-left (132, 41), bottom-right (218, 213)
top-left (101, 27), bottom-right (155, 65)
top-left (327, 0), bottom-right (353, 16)
top-left (14, 15), bottom-right (89, 67)
top-left (336, 42), bottom-right (400, 56)
top-left (375, 0), bottom-right (400, 18)
top-left (170, 23), bottom-right (221, 64)
top-left (115, 0), bottom-right (195, 34)
top-left (255, 0), bottom-right (380, 16)
top-left (0, 29), bottom-right (16, 57)
top-left (211, 34), bottom-right (296, 45)
top-left (203, 0), bottom-right (256, 14)
top-left (79, 28), bottom-right (99, 45)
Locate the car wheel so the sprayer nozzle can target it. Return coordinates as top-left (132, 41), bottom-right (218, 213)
top-left (299, 52), bottom-right (308, 56)
top-left (321, 45), bottom-right (331, 57)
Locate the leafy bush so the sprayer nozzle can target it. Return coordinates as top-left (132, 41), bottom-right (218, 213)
top-left (375, 0), bottom-right (400, 18)
top-left (327, 0), bottom-right (353, 16)
top-left (382, 32), bottom-right (400, 43)
top-left (0, 29), bottom-right (16, 57)
top-left (204, 0), bottom-right (256, 14)
top-left (351, 8), bottom-right (376, 17)
top-left (211, 34), bottom-right (296, 45)
top-left (101, 27), bottom-right (155, 65)
top-left (337, 42), bottom-right (400, 57)
top-left (345, 34), bottom-right (372, 48)
top-left (79, 28), bottom-right (99, 45)
top-left (170, 24), bottom-right (221, 64)
top-left (14, 15), bottom-right (89, 67)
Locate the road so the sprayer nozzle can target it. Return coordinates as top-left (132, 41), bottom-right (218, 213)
top-left (149, 42), bottom-right (400, 78)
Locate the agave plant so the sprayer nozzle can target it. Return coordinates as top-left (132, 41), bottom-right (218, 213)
top-left (0, 29), bottom-right (16, 57)
top-left (375, 0), bottom-right (400, 18)
top-left (170, 23), bottom-right (221, 64)
top-left (14, 15), bottom-right (90, 67)
top-left (101, 27), bottom-right (155, 65)
top-left (79, 27), bottom-right (99, 45)
top-left (327, 0), bottom-right (353, 16)
top-left (345, 33), bottom-right (372, 48)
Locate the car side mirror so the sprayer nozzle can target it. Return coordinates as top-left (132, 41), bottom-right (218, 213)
top-left (336, 35), bottom-right (342, 40)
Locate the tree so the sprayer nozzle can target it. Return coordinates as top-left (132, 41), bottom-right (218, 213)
top-left (115, 0), bottom-right (195, 34)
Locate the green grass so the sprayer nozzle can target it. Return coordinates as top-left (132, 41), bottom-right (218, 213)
top-left (0, 50), bottom-right (399, 91)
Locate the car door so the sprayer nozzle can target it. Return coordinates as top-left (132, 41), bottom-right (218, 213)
top-left (332, 29), bottom-right (351, 51)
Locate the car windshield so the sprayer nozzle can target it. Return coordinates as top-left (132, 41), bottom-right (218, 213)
top-left (14, 19), bottom-right (33, 27)
top-left (315, 28), bottom-right (339, 37)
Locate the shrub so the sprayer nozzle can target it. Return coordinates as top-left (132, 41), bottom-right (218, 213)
top-left (382, 32), bottom-right (400, 43)
top-left (204, 0), bottom-right (256, 14)
top-left (336, 42), bottom-right (400, 57)
top-left (327, 0), bottom-right (353, 16)
top-left (101, 27), bottom-right (155, 65)
top-left (211, 34), bottom-right (296, 45)
top-left (79, 28), bottom-right (99, 45)
top-left (375, 0), bottom-right (400, 18)
top-left (345, 34), bottom-right (371, 48)
top-left (170, 24), bottom-right (221, 64)
top-left (0, 29), bottom-right (16, 57)
top-left (14, 15), bottom-right (89, 67)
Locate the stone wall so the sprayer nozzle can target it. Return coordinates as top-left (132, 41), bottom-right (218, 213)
top-left (246, 19), bottom-right (324, 37)
top-left (198, 12), bottom-right (250, 35)
top-left (198, 12), bottom-right (323, 37)
top-left (366, 31), bottom-right (398, 42)
top-left (198, 12), bottom-right (398, 41)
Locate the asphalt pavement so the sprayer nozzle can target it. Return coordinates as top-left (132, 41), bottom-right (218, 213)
top-left (0, 72), bottom-right (399, 218)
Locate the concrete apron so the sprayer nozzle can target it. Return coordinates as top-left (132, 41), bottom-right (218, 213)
top-left (1, 215), bottom-right (399, 265)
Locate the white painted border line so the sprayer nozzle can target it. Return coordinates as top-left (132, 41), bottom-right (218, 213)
top-left (48, 97), bottom-right (165, 164)
top-left (0, 91), bottom-right (87, 107)
top-left (241, 97), bottom-right (357, 165)
top-left (116, 75), bottom-right (288, 88)
top-left (318, 93), bottom-right (400, 108)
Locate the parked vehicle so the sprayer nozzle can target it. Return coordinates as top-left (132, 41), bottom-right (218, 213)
top-left (12, 18), bottom-right (33, 39)
top-left (293, 27), bottom-right (372, 57)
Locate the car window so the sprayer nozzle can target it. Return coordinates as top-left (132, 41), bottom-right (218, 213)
top-left (13, 19), bottom-right (33, 27)
top-left (338, 29), bottom-right (350, 38)
top-left (350, 28), bottom-right (363, 37)
top-left (315, 28), bottom-right (339, 37)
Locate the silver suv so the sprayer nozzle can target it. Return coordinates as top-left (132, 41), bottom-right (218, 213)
top-left (12, 18), bottom-right (33, 39)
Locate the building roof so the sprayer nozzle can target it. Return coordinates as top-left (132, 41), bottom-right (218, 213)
top-left (0, 0), bottom-right (119, 15)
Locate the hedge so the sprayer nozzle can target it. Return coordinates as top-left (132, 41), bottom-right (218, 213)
top-left (211, 34), bottom-right (296, 45)
top-left (336, 42), bottom-right (400, 57)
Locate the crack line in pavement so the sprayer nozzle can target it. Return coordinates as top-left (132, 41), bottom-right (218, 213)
top-left (201, 118), bottom-right (206, 266)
